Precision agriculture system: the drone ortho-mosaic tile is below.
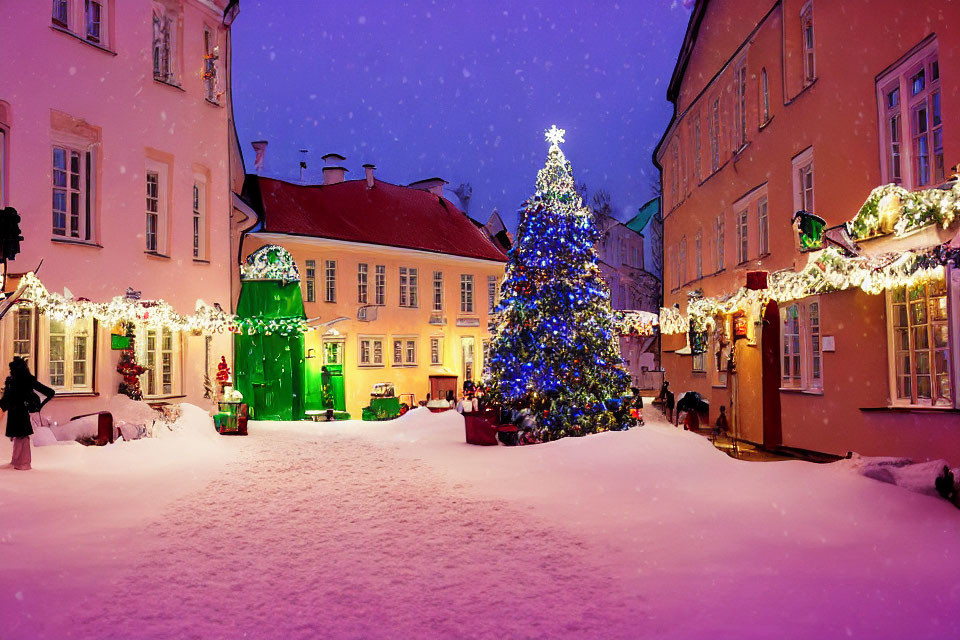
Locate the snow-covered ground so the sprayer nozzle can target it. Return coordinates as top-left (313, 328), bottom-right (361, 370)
top-left (1, 406), bottom-right (958, 639)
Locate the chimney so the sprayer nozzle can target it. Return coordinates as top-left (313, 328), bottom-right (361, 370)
top-left (321, 153), bottom-right (347, 185)
top-left (363, 163), bottom-right (376, 189)
top-left (408, 177), bottom-right (448, 198)
top-left (251, 140), bottom-right (268, 173)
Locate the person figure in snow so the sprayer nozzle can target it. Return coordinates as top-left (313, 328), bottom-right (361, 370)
top-left (0, 357), bottom-right (55, 471)
top-left (713, 405), bottom-right (729, 441)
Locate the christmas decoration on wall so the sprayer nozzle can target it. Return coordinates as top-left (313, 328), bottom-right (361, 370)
top-left (613, 310), bottom-right (659, 336)
top-left (216, 356), bottom-right (231, 387)
top-left (847, 179), bottom-right (960, 241)
top-left (116, 322), bottom-right (146, 400)
top-left (485, 126), bottom-right (632, 440)
top-left (240, 244), bottom-right (301, 283)
top-left (793, 210), bottom-right (826, 252)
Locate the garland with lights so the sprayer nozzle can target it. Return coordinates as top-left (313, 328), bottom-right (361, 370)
top-left (485, 126), bottom-right (633, 440)
top-left (613, 310), bottom-right (659, 336)
top-left (847, 180), bottom-right (960, 240)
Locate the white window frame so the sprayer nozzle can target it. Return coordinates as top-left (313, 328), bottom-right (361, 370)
top-left (886, 280), bottom-right (953, 407)
top-left (52, 136), bottom-right (96, 242)
top-left (84, 0), bottom-right (105, 45)
top-left (304, 259), bottom-right (316, 303)
top-left (358, 336), bottom-right (385, 367)
top-left (45, 316), bottom-right (95, 392)
top-left (202, 25), bottom-right (220, 103)
top-left (758, 196), bottom-right (769, 256)
top-left (736, 209), bottom-right (748, 264)
top-left (715, 214), bottom-right (725, 271)
top-left (792, 147), bottom-right (815, 220)
top-left (460, 274), bottom-right (474, 314)
top-left (12, 306), bottom-right (35, 371)
top-left (487, 275), bottom-right (498, 314)
top-left (324, 259), bottom-right (337, 303)
top-left (432, 271), bottom-right (444, 312)
top-left (399, 267), bottom-right (418, 308)
top-left (192, 176), bottom-right (207, 260)
top-left (375, 265), bottom-right (386, 306)
top-left (391, 336), bottom-right (418, 367)
top-left (138, 326), bottom-right (181, 397)
top-left (144, 158), bottom-right (168, 254)
top-left (780, 298), bottom-right (823, 392)
top-left (357, 263), bottom-right (368, 304)
top-left (801, 2), bottom-right (815, 84)
top-left (152, 3), bottom-right (178, 84)
top-left (430, 336), bottom-right (444, 366)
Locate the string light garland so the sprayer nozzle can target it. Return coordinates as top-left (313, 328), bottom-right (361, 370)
top-left (848, 180), bottom-right (960, 240)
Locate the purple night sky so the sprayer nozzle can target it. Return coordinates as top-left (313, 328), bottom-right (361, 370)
top-left (232, 1), bottom-right (692, 230)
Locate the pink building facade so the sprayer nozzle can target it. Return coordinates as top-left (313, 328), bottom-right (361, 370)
top-left (0, 0), bottom-right (242, 423)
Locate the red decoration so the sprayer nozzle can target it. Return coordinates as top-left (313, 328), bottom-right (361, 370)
top-left (746, 270), bottom-right (768, 290)
top-left (216, 356), bottom-right (231, 385)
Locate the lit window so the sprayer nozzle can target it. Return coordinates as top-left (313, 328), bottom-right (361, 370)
top-left (53, 145), bottom-right (95, 241)
top-left (488, 275), bottom-right (498, 314)
top-left (460, 274), bottom-right (474, 313)
top-left (139, 327), bottom-right (179, 396)
top-left (48, 317), bottom-right (94, 392)
top-left (357, 263), bottom-right (368, 304)
top-left (375, 265), bottom-right (386, 305)
top-left (889, 282), bottom-right (951, 406)
top-left (781, 299), bottom-right (823, 391)
top-left (304, 260), bottom-right (316, 302)
top-left (13, 307), bottom-right (34, 370)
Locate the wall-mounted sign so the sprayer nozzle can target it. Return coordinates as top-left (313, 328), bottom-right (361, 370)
top-left (733, 314), bottom-right (748, 339)
top-left (456, 317), bottom-right (480, 327)
top-left (111, 334), bottom-right (132, 350)
top-left (822, 336), bottom-right (836, 352)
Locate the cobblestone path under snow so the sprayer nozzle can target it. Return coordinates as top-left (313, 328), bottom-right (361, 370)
top-left (72, 429), bottom-right (643, 639)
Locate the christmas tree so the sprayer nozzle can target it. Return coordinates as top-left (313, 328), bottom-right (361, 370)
top-left (116, 323), bottom-right (146, 401)
top-left (486, 126), bottom-right (632, 440)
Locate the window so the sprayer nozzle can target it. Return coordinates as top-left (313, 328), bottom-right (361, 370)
top-left (53, 145), bottom-right (95, 241)
top-left (792, 147), bottom-right (815, 220)
top-left (357, 263), bottom-right (368, 304)
top-left (801, 4), bottom-right (815, 83)
top-left (432, 271), bottom-right (444, 312)
top-left (693, 113), bottom-right (702, 182)
top-left (392, 337), bottom-right (417, 366)
top-left (399, 267), bottom-right (418, 308)
top-left (889, 282), bottom-right (951, 406)
top-left (359, 337), bottom-right (384, 367)
top-left (53, 0), bottom-right (69, 27)
top-left (460, 274), bottom-right (474, 313)
top-left (144, 159), bottom-right (168, 254)
top-left (734, 62), bottom-right (747, 149)
top-left (139, 327), bottom-right (179, 396)
top-left (694, 230), bottom-right (702, 280)
top-left (678, 237), bottom-right (687, 285)
top-left (192, 179), bottom-right (206, 259)
top-left (430, 336), bottom-right (443, 365)
top-left (715, 214), bottom-right (725, 271)
top-left (203, 27), bottom-right (219, 102)
top-left (760, 68), bottom-right (770, 123)
top-left (670, 142), bottom-right (679, 207)
top-left (781, 299), bottom-right (823, 391)
top-left (693, 352), bottom-right (706, 373)
top-left (153, 4), bottom-right (176, 83)
top-left (877, 43), bottom-right (942, 188)
top-left (325, 260), bottom-right (337, 302)
top-left (758, 197), bottom-right (769, 256)
top-left (13, 307), bottom-right (34, 370)
top-left (736, 209), bottom-right (748, 264)
top-left (47, 317), bottom-right (94, 391)
top-left (670, 246), bottom-right (679, 289)
top-left (374, 265), bottom-right (386, 305)
top-left (145, 171), bottom-right (159, 251)
top-left (488, 275), bottom-right (498, 314)
top-left (304, 260), bottom-right (316, 303)
top-left (710, 98), bottom-right (720, 171)
top-left (85, 0), bottom-right (103, 43)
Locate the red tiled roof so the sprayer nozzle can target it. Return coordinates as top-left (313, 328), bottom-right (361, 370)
top-left (248, 176), bottom-right (508, 262)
